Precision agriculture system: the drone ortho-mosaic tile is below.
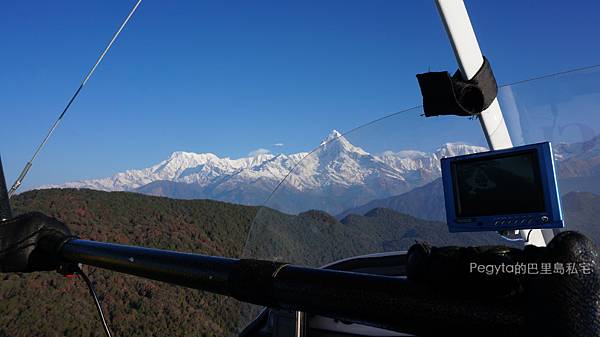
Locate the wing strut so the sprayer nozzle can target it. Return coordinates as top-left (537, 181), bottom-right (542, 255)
top-left (8, 0), bottom-right (143, 197)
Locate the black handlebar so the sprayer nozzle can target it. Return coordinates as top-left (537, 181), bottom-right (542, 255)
top-left (61, 239), bottom-right (236, 296)
top-left (59, 239), bottom-right (526, 337)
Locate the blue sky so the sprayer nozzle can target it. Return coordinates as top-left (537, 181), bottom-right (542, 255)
top-left (1, 0), bottom-right (599, 189)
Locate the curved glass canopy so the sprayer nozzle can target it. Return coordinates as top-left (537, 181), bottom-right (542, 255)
top-left (242, 66), bottom-right (600, 267)
top-left (236, 66), bottom-right (600, 330)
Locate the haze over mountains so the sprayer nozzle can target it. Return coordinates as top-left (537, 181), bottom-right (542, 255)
top-left (42, 131), bottom-right (486, 214)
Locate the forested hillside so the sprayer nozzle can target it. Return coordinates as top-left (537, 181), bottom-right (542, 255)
top-left (4, 188), bottom-right (596, 336)
top-left (5, 189), bottom-right (258, 337)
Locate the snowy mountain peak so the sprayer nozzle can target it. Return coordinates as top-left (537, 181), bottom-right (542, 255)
top-left (169, 151), bottom-right (193, 159)
top-left (159, 152), bottom-right (220, 176)
top-left (167, 151), bottom-right (218, 162)
top-left (318, 130), bottom-right (369, 156)
top-left (321, 129), bottom-right (343, 145)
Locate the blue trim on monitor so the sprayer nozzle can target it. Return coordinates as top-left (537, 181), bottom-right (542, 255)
top-left (441, 142), bottom-right (564, 233)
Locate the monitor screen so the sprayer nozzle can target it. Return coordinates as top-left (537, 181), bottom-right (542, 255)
top-left (452, 150), bottom-right (546, 217)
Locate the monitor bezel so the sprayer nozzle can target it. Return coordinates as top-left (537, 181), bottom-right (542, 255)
top-left (441, 142), bottom-right (564, 233)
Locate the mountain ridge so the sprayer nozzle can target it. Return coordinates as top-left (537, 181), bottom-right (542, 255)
top-left (41, 131), bottom-right (486, 214)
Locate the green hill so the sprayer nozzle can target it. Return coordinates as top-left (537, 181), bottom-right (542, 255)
top-left (246, 206), bottom-right (519, 268)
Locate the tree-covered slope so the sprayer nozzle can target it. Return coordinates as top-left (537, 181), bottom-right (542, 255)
top-left (5, 188), bottom-right (258, 337)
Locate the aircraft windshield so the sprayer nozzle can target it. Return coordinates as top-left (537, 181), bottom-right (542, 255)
top-left (235, 66), bottom-right (600, 330)
top-left (244, 66), bottom-right (600, 266)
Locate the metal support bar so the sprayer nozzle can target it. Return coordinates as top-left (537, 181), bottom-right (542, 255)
top-left (295, 311), bottom-right (307, 337)
top-left (434, 0), bottom-right (549, 246)
top-left (61, 239), bottom-right (236, 296)
top-left (7, 0), bottom-right (143, 197)
top-left (59, 239), bottom-right (525, 336)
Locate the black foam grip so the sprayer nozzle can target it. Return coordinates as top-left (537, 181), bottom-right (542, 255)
top-left (407, 231), bottom-right (600, 337)
top-left (0, 212), bottom-right (75, 272)
top-left (524, 231), bottom-right (600, 337)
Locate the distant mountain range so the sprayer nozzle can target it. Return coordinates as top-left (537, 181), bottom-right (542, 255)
top-left (41, 131), bottom-right (600, 215)
top-left (338, 178), bottom-right (445, 221)
top-left (41, 130), bottom-right (486, 214)
top-left (338, 176), bottom-right (600, 223)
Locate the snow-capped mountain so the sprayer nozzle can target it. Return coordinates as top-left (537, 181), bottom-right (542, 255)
top-left (378, 142), bottom-right (486, 182)
top-left (41, 130), bottom-right (486, 214)
top-left (46, 151), bottom-right (298, 192)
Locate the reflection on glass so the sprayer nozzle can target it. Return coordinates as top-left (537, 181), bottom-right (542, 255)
top-left (453, 151), bottom-right (545, 216)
